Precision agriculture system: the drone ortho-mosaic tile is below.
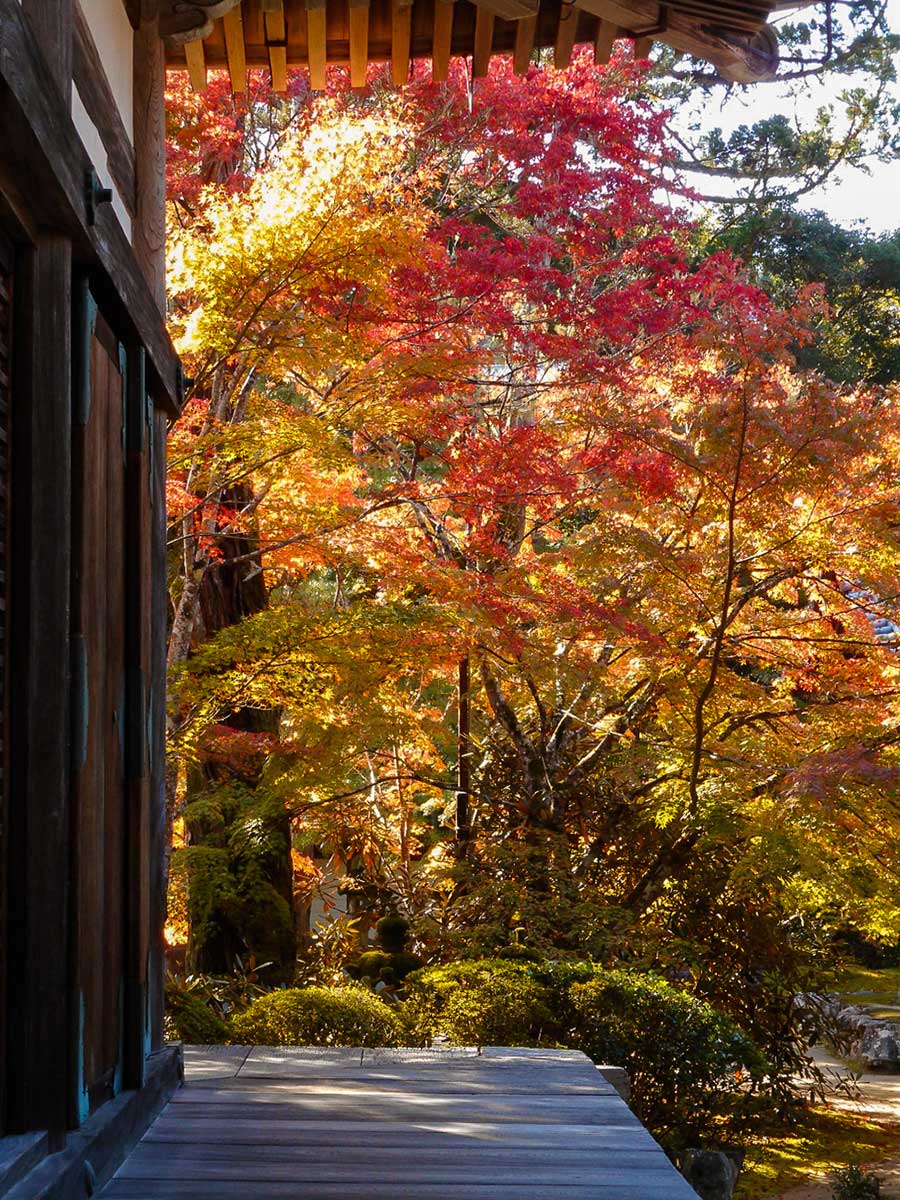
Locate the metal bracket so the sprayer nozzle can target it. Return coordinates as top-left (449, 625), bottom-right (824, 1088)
top-left (84, 168), bottom-right (113, 226)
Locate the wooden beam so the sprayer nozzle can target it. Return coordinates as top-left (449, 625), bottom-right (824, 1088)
top-left (348, 0), bottom-right (370, 88)
top-left (472, 5), bottom-right (494, 78)
top-left (306, 0), bottom-right (327, 90)
top-left (391, 0), bottom-right (412, 87)
top-left (477, 0), bottom-right (537, 19)
top-left (21, 0), bottom-right (73, 103)
top-left (183, 38), bottom-right (207, 91)
top-left (554, 0), bottom-right (579, 68)
top-left (632, 33), bottom-right (652, 57)
top-left (568, 0), bottom-right (779, 81)
top-left (513, 12), bottom-right (537, 74)
top-left (222, 2), bottom-right (247, 93)
top-left (431, 0), bottom-right (454, 83)
top-left (0, 0), bottom-right (182, 410)
top-left (594, 16), bottom-right (617, 63)
top-left (263, 0), bottom-right (287, 94)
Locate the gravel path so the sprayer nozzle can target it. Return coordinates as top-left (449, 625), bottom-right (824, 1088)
top-left (766, 1047), bottom-right (900, 1199)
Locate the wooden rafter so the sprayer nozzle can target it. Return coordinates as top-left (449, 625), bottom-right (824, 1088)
top-left (594, 16), bottom-right (618, 62)
top-left (554, 0), bottom-right (579, 67)
top-left (161, 0), bottom-right (791, 87)
top-left (472, 5), bottom-right (495, 78)
top-left (432, 0), bottom-right (454, 82)
top-left (513, 12), bottom-right (538, 74)
top-left (262, 0), bottom-right (288, 93)
top-left (222, 2), bottom-right (246, 93)
top-left (349, 0), bottom-right (370, 87)
top-left (391, 0), bottom-right (413, 85)
top-left (306, 0), bottom-right (327, 88)
top-left (183, 38), bottom-right (207, 90)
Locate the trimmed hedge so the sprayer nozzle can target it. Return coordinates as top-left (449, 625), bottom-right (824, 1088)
top-left (231, 986), bottom-right (401, 1047)
top-left (403, 959), bottom-right (767, 1150)
top-left (569, 971), bottom-right (767, 1147)
top-left (402, 960), bottom-right (560, 1046)
top-left (164, 981), bottom-right (230, 1045)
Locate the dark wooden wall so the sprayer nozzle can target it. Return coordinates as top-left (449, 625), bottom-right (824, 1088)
top-left (0, 0), bottom-right (177, 1150)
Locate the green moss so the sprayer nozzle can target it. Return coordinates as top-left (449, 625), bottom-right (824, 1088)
top-left (736, 1108), bottom-right (900, 1199)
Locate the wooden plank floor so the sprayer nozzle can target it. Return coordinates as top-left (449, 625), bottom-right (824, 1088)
top-left (99, 1045), bottom-right (700, 1199)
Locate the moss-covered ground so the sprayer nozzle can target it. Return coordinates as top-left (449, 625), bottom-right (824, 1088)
top-left (736, 1107), bottom-right (900, 1198)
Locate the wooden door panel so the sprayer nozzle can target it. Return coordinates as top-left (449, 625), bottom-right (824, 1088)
top-left (74, 303), bottom-right (127, 1115)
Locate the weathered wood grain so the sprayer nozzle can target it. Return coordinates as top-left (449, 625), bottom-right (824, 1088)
top-left (0, 0), bottom-right (182, 413)
top-left (99, 1048), bottom-right (699, 1200)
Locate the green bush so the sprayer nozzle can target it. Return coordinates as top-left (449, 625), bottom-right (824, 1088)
top-left (231, 986), bottom-right (401, 1047)
top-left (569, 971), bottom-right (767, 1149)
top-left (402, 958), bottom-right (767, 1151)
top-left (831, 1165), bottom-right (882, 1199)
top-left (402, 960), bottom-right (559, 1046)
top-left (164, 980), bottom-right (230, 1044)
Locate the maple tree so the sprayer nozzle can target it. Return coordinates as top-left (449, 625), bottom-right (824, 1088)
top-left (164, 54), bottom-right (900, 998)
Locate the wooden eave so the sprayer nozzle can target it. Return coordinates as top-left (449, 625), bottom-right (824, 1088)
top-left (162, 0), bottom-right (798, 91)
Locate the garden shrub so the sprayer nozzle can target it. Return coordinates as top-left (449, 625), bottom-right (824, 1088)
top-left (164, 979), bottom-right (230, 1044)
top-left (231, 986), bottom-right (401, 1046)
top-left (402, 960), bottom-right (560, 1046)
top-left (569, 971), bottom-right (768, 1149)
top-left (402, 958), bottom-right (768, 1151)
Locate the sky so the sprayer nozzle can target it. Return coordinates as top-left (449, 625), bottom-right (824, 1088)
top-left (676, 0), bottom-right (900, 234)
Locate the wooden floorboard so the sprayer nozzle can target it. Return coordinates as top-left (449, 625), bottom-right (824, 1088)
top-left (98, 1046), bottom-right (699, 1200)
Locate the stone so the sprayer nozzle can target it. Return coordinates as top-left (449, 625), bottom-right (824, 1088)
top-left (681, 1149), bottom-right (743, 1200)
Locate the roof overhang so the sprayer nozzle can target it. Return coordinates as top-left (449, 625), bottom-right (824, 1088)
top-left (161, 0), bottom-right (798, 91)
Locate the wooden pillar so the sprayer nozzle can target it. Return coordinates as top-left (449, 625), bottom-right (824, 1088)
top-left (149, 407), bottom-right (169, 1053)
top-left (6, 0), bottom-right (74, 1144)
top-left (133, 18), bottom-right (167, 314)
top-left (6, 237), bottom-right (73, 1142)
top-left (133, 16), bottom-right (169, 1055)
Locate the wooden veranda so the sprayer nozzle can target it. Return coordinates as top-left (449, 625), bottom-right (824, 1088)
top-left (95, 1047), bottom-right (701, 1200)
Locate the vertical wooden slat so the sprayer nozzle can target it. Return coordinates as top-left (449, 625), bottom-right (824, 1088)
top-left (472, 5), bottom-right (494, 77)
top-left (223, 3), bottom-right (247, 93)
top-left (148, 405), bottom-right (168, 1054)
top-left (632, 34), bottom-right (653, 57)
top-left (123, 347), bottom-right (153, 1090)
top-left (264, 0), bottom-right (288, 94)
top-left (554, 0), bottom-right (579, 68)
top-left (431, 0), bottom-right (454, 82)
top-left (183, 39), bottom-right (207, 92)
top-left (306, 0), bottom-right (327, 90)
top-left (391, 0), bottom-right (412, 86)
top-left (6, 235), bottom-right (73, 1143)
top-left (513, 12), bottom-right (537, 74)
top-left (348, 0), bottom-right (370, 88)
top-left (594, 16), bottom-right (617, 63)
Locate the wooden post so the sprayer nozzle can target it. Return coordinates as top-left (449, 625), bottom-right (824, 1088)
top-left (6, 237), bottom-right (74, 1143)
top-left (6, 0), bottom-right (74, 1145)
top-left (133, 15), bottom-right (169, 1057)
top-left (133, 18), bottom-right (167, 313)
